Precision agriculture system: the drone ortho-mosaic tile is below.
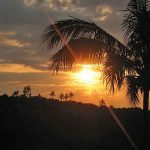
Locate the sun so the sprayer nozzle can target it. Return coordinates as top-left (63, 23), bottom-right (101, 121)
top-left (74, 65), bottom-right (100, 84)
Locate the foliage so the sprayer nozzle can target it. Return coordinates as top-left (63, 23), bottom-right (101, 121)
top-left (49, 91), bottom-right (55, 99)
top-left (59, 93), bottom-right (64, 101)
top-left (11, 90), bottom-right (19, 97)
top-left (68, 92), bottom-right (74, 100)
top-left (64, 93), bottom-right (69, 101)
top-left (23, 86), bottom-right (31, 98)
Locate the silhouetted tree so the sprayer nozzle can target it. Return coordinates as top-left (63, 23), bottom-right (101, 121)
top-left (49, 91), bottom-right (55, 100)
top-left (12, 90), bottom-right (19, 97)
top-left (110, 105), bottom-right (114, 109)
top-left (122, 0), bottom-right (150, 120)
top-left (64, 93), bottom-right (69, 101)
top-left (68, 92), bottom-right (74, 101)
top-left (42, 0), bottom-right (150, 116)
top-left (23, 86), bottom-right (31, 98)
top-left (59, 93), bottom-right (64, 101)
top-left (1, 94), bottom-right (8, 98)
top-left (38, 94), bottom-right (41, 98)
top-left (99, 99), bottom-right (106, 107)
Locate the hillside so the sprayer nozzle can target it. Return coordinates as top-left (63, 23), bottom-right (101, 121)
top-left (0, 95), bottom-right (149, 150)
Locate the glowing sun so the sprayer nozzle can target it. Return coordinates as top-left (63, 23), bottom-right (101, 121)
top-left (74, 65), bottom-right (100, 84)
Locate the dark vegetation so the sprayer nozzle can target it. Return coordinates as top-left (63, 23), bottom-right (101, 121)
top-left (0, 94), bottom-right (150, 150)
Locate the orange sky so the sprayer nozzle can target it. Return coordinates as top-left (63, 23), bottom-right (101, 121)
top-left (0, 63), bottom-right (143, 108)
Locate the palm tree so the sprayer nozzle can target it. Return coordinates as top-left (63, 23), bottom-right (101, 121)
top-left (59, 93), bottom-right (64, 101)
top-left (99, 99), bottom-right (106, 107)
top-left (123, 1), bottom-right (150, 141)
top-left (12, 90), bottom-right (19, 97)
top-left (42, 1), bottom-right (150, 117)
top-left (23, 86), bottom-right (31, 98)
top-left (64, 93), bottom-right (69, 101)
top-left (123, 0), bottom-right (150, 114)
top-left (49, 91), bottom-right (55, 100)
top-left (68, 92), bottom-right (74, 101)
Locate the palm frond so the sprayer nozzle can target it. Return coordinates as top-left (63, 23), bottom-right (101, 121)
top-left (102, 52), bottom-right (135, 92)
top-left (49, 46), bottom-right (75, 72)
top-left (122, 0), bottom-right (150, 53)
top-left (49, 38), bottom-right (106, 72)
top-left (42, 17), bottom-right (127, 55)
top-left (126, 75), bottom-right (141, 105)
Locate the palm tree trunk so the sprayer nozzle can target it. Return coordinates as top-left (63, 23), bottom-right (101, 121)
top-left (143, 88), bottom-right (149, 119)
top-left (143, 88), bottom-right (149, 147)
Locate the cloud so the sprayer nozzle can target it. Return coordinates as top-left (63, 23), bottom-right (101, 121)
top-left (0, 64), bottom-right (44, 73)
top-left (96, 5), bottom-right (112, 15)
top-left (0, 38), bottom-right (30, 48)
top-left (23, 0), bottom-right (86, 15)
top-left (94, 5), bottom-right (112, 22)
top-left (24, 0), bottom-right (74, 9)
top-left (0, 31), bottom-right (16, 36)
top-left (0, 32), bottom-right (29, 48)
top-left (24, 0), bottom-right (37, 6)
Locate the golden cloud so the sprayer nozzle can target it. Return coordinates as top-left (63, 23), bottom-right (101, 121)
top-left (96, 5), bottom-right (112, 15)
top-left (0, 31), bottom-right (30, 48)
top-left (0, 31), bottom-right (16, 36)
top-left (23, 0), bottom-right (37, 6)
top-left (0, 39), bottom-right (30, 48)
top-left (95, 5), bottom-right (112, 22)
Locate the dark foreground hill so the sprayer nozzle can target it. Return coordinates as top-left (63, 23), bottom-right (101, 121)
top-left (0, 95), bottom-right (150, 150)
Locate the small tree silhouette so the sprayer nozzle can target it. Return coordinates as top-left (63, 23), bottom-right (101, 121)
top-left (68, 92), bottom-right (74, 101)
top-left (59, 93), bottom-right (64, 101)
top-left (12, 90), bottom-right (19, 97)
top-left (38, 94), bottom-right (41, 98)
top-left (49, 91), bottom-right (55, 100)
top-left (64, 93), bottom-right (69, 101)
top-left (99, 99), bottom-right (106, 107)
top-left (110, 105), bottom-right (114, 109)
top-left (23, 86), bottom-right (31, 98)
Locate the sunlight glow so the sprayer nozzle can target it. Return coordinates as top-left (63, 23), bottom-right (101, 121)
top-left (74, 65), bottom-right (100, 84)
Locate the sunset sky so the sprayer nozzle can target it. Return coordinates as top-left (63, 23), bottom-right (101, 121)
top-left (0, 0), bottom-right (142, 107)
